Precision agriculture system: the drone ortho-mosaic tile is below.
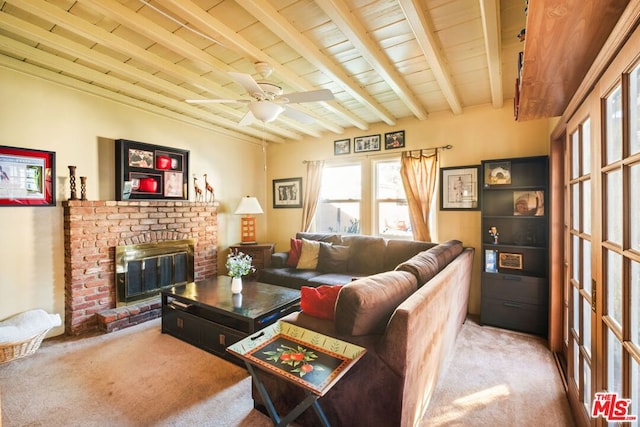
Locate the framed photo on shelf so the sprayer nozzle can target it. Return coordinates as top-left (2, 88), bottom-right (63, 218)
top-left (115, 139), bottom-right (189, 201)
top-left (498, 252), bottom-right (523, 270)
top-left (440, 165), bottom-right (480, 210)
top-left (0, 145), bottom-right (55, 206)
top-left (273, 177), bottom-right (302, 208)
top-left (354, 134), bottom-right (381, 153)
top-left (485, 249), bottom-right (498, 273)
top-left (513, 190), bottom-right (544, 216)
top-left (484, 161), bottom-right (512, 186)
top-left (384, 131), bottom-right (405, 149)
top-left (334, 139), bottom-right (350, 155)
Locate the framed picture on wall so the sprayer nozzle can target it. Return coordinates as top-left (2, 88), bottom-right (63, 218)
top-left (384, 131), bottom-right (405, 149)
top-left (334, 139), bottom-right (350, 155)
top-left (439, 165), bottom-right (480, 210)
top-left (354, 135), bottom-right (381, 153)
top-left (0, 145), bottom-right (56, 206)
top-left (273, 177), bottom-right (302, 208)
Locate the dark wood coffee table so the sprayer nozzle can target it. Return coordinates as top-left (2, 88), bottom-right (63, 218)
top-left (161, 276), bottom-right (300, 366)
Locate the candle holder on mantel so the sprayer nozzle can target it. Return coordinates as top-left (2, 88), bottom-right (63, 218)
top-left (68, 166), bottom-right (78, 200)
top-left (80, 176), bottom-right (87, 201)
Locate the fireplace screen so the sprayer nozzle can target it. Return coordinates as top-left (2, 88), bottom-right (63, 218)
top-left (115, 239), bottom-right (194, 306)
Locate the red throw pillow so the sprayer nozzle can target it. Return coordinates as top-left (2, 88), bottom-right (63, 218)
top-left (300, 285), bottom-right (343, 320)
top-left (286, 238), bottom-right (303, 267)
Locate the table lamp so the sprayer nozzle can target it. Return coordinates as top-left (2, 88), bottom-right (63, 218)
top-left (234, 196), bottom-right (263, 244)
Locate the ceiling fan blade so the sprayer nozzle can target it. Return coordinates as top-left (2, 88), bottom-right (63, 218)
top-left (282, 106), bottom-right (315, 124)
top-left (228, 71), bottom-right (264, 96)
top-left (283, 89), bottom-right (334, 104)
top-left (186, 99), bottom-right (249, 104)
top-left (238, 110), bottom-right (256, 126)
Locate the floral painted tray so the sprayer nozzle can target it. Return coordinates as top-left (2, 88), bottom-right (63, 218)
top-left (227, 321), bottom-right (366, 396)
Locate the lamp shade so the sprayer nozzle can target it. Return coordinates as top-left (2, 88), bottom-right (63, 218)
top-left (249, 101), bottom-right (284, 123)
top-left (234, 196), bottom-right (263, 215)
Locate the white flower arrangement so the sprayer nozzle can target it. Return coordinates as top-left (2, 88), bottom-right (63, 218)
top-left (226, 250), bottom-right (255, 278)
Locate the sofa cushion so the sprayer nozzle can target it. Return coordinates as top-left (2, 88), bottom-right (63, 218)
top-left (286, 238), bottom-right (303, 267)
top-left (395, 240), bottom-right (463, 285)
top-left (307, 273), bottom-right (357, 286)
top-left (300, 285), bottom-right (343, 320)
top-left (296, 239), bottom-right (321, 269)
top-left (342, 235), bottom-right (386, 275)
top-left (296, 232), bottom-right (343, 245)
top-left (317, 243), bottom-right (350, 273)
top-left (335, 270), bottom-right (418, 336)
top-left (260, 267), bottom-right (325, 290)
top-left (383, 240), bottom-right (437, 271)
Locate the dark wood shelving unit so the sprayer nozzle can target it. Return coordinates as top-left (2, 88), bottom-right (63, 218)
top-left (480, 155), bottom-right (549, 336)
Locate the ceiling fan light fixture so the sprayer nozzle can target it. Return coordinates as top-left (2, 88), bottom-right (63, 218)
top-left (249, 101), bottom-right (284, 123)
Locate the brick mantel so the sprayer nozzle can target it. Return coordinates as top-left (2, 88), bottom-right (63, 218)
top-left (63, 200), bottom-right (218, 335)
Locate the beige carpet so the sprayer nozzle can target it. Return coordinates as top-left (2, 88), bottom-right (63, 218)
top-left (423, 317), bottom-right (575, 426)
top-left (0, 317), bottom-right (574, 426)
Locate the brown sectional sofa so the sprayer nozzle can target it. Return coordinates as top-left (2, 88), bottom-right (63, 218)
top-left (260, 232), bottom-right (438, 289)
top-left (253, 239), bottom-right (475, 426)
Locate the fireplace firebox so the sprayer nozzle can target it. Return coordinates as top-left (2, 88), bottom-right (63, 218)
top-left (115, 239), bottom-right (195, 307)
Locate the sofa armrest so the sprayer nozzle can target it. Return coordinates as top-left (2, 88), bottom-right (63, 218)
top-left (270, 251), bottom-right (289, 268)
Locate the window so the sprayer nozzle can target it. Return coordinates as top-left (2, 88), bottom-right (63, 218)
top-left (315, 164), bottom-right (361, 234)
top-left (375, 159), bottom-right (411, 237)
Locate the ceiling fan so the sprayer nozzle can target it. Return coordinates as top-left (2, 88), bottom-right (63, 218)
top-left (186, 62), bottom-right (334, 125)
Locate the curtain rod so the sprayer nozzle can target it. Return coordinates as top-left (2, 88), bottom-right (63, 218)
top-left (302, 144), bottom-right (453, 163)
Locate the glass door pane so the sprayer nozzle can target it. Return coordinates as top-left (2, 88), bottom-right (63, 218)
top-left (629, 63), bottom-right (640, 155)
top-left (606, 86), bottom-right (622, 163)
top-left (631, 163), bottom-right (640, 253)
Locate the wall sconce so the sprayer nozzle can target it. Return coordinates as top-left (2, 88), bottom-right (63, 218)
top-left (234, 196), bottom-right (263, 244)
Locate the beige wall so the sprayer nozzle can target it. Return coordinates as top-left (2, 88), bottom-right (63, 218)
top-left (0, 67), bottom-right (266, 335)
top-left (265, 103), bottom-right (553, 314)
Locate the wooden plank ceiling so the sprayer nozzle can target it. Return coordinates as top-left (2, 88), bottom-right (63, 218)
top-left (0, 0), bottom-right (528, 143)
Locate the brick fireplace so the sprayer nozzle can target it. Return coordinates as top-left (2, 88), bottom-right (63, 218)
top-left (63, 200), bottom-right (218, 335)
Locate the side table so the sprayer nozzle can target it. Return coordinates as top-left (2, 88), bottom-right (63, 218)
top-left (227, 321), bottom-right (366, 427)
top-left (229, 243), bottom-right (274, 280)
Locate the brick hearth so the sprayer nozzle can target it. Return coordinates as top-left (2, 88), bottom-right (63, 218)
top-left (63, 200), bottom-right (217, 335)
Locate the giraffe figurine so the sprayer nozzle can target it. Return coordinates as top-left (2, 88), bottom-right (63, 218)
top-left (204, 173), bottom-right (214, 203)
top-left (193, 175), bottom-right (203, 202)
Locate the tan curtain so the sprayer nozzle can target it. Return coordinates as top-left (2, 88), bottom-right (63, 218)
top-left (300, 160), bottom-right (324, 232)
top-left (400, 150), bottom-right (438, 241)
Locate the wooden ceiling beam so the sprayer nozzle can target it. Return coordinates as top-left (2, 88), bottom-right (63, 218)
top-left (398, 0), bottom-right (463, 114)
top-left (479, 0), bottom-right (504, 108)
top-left (235, 0), bottom-right (396, 126)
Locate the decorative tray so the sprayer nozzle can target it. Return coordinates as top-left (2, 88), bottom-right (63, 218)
top-left (227, 321), bottom-right (366, 396)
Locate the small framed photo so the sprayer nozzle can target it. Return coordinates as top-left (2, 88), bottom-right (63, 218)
top-left (273, 177), bottom-right (302, 208)
top-left (354, 134), bottom-right (381, 153)
top-left (128, 148), bottom-right (154, 168)
top-left (164, 171), bottom-right (184, 197)
top-left (440, 165), bottom-right (480, 210)
top-left (385, 131), bottom-right (405, 149)
top-left (334, 139), bottom-right (350, 155)
top-left (498, 252), bottom-right (523, 270)
top-left (484, 161), bottom-right (511, 186)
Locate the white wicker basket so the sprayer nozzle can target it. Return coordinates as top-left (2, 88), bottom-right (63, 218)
top-left (0, 328), bottom-right (49, 364)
